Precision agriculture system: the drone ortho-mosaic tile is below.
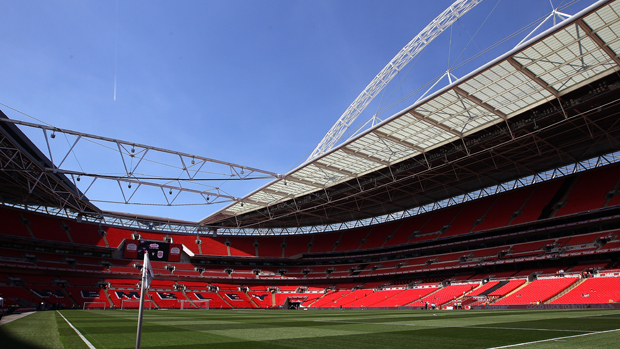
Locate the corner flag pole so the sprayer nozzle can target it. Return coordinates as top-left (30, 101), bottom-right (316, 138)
top-left (136, 252), bottom-right (153, 349)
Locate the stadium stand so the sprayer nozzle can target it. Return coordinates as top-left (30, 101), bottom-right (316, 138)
top-left (473, 187), bottom-right (534, 232)
top-left (550, 276), bottom-right (620, 304)
top-left (420, 205), bottom-right (464, 235)
top-left (554, 164), bottom-right (620, 217)
top-left (494, 277), bottom-right (579, 305)
top-left (24, 213), bottom-right (71, 243)
top-left (255, 236), bottom-right (284, 258)
top-left (103, 227), bottom-right (132, 249)
top-left (0, 207), bottom-right (31, 238)
top-left (227, 237), bottom-right (256, 257)
top-left (358, 221), bottom-right (401, 250)
top-left (384, 213), bottom-right (432, 247)
top-left (334, 228), bottom-right (369, 252)
top-left (282, 234), bottom-right (313, 257)
top-left (2, 157), bottom-right (620, 310)
top-left (168, 234), bottom-right (201, 255)
top-left (200, 237), bottom-right (230, 256)
top-left (309, 231), bottom-right (341, 253)
top-left (439, 196), bottom-right (496, 238)
top-left (65, 221), bottom-right (107, 247)
top-left (511, 179), bottom-right (567, 225)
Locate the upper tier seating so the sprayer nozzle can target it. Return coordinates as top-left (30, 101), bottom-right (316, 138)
top-left (24, 213), bottom-right (70, 243)
top-left (200, 237), bottom-right (229, 256)
top-left (309, 231), bottom-right (341, 253)
top-left (420, 205), bottom-right (464, 235)
top-left (168, 234), bottom-right (200, 255)
top-left (0, 207), bottom-right (31, 238)
top-left (334, 228), bottom-right (370, 252)
top-left (227, 237), bottom-right (256, 257)
top-left (104, 227), bottom-right (133, 249)
top-left (255, 236), bottom-right (284, 258)
top-left (473, 187), bottom-right (534, 232)
top-left (358, 221), bottom-right (401, 250)
top-left (555, 164), bottom-right (620, 216)
top-left (383, 213), bottom-right (432, 247)
top-left (65, 221), bottom-right (107, 247)
top-left (283, 235), bottom-right (313, 257)
top-left (439, 196), bottom-right (496, 238)
top-left (511, 179), bottom-right (566, 225)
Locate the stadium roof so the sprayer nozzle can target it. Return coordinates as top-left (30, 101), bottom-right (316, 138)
top-left (202, 0), bottom-right (620, 229)
top-left (0, 110), bottom-right (99, 214)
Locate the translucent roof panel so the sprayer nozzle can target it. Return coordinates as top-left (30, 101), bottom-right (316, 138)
top-left (208, 1), bottom-right (620, 224)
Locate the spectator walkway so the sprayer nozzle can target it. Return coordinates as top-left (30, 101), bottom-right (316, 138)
top-left (0, 311), bottom-right (35, 326)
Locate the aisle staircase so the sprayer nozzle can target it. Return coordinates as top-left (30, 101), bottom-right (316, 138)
top-left (544, 277), bottom-right (584, 304)
top-left (491, 281), bottom-right (529, 304)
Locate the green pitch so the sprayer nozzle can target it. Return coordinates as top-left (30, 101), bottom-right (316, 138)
top-left (2, 308), bottom-right (620, 348)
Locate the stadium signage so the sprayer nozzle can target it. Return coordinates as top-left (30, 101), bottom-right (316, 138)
top-left (157, 292), bottom-right (177, 299)
top-left (252, 294), bottom-right (269, 301)
top-left (81, 290), bottom-right (100, 299)
top-left (115, 291), bottom-right (140, 299)
top-left (225, 294), bottom-right (243, 301)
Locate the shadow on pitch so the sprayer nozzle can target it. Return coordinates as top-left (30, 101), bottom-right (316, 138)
top-left (0, 327), bottom-right (51, 349)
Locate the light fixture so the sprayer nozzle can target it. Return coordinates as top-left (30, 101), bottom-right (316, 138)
top-left (128, 183), bottom-right (132, 189)
top-left (51, 132), bottom-right (56, 139)
top-left (131, 145), bottom-right (135, 153)
top-left (241, 202), bottom-right (244, 207)
top-left (191, 158), bottom-right (195, 165)
top-left (169, 189), bottom-right (172, 195)
top-left (76, 176), bottom-right (81, 182)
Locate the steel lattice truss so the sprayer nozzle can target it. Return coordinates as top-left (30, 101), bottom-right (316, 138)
top-left (0, 116), bottom-right (283, 212)
top-left (204, 0), bottom-right (620, 229)
top-left (0, 119), bottom-right (98, 213)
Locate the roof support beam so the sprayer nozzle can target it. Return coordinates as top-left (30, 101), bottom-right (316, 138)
top-left (372, 129), bottom-right (425, 152)
top-left (506, 57), bottom-right (559, 97)
top-left (453, 86), bottom-right (508, 120)
top-left (262, 188), bottom-right (295, 200)
top-left (340, 146), bottom-right (391, 166)
top-left (576, 19), bottom-right (620, 67)
top-left (313, 161), bottom-right (358, 177)
top-left (408, 111), bottom-right (463, 137)
top-left (282, 176), bottom-right (325, 189)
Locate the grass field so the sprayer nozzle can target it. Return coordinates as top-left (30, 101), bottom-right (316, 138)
top-left (2, 308), bottom-right (620, 348)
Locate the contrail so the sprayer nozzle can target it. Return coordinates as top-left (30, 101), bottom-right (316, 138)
top-left (113, 0), bottom-right (119, 101)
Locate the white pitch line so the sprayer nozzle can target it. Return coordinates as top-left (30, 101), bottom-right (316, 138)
top-left (486, 327), bottom-right (620, 348)
top-left (57, 311), bottom-right (97, 349)
top-left (568, 312), bottom-right (620, 318)
top-left (312, 320), bottom-right (594, 333)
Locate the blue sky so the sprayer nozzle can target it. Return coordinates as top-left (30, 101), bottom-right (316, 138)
top-left (0, 0), bottom-right (595, 222)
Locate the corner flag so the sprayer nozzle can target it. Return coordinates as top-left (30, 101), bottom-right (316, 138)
top-left (136, 252), bottom-right (154, 349)
top-left (142, 252), bottom-right (154, 289)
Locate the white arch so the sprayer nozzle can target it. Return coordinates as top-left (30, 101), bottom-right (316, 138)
top-left (307, 0), bottom-right (483, 161)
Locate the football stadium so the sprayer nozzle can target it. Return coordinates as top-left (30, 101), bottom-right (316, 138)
top-left (3, 0), bottom-right (620, 348)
